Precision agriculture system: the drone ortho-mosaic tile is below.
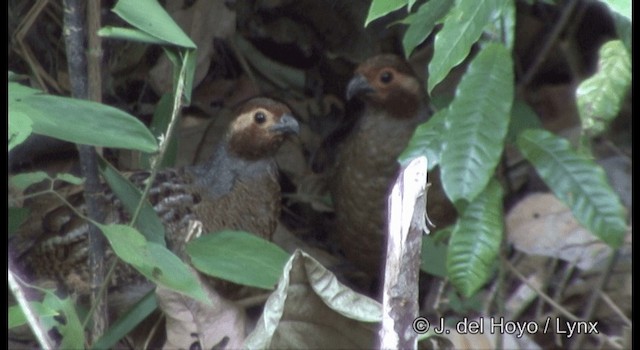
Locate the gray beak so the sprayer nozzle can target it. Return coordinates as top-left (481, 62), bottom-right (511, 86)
top-left (346, 74), bottom-right (374, 100)
top-left (270, 114), bottom-right (300, 135)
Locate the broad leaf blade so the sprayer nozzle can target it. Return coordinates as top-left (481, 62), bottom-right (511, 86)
top-left (97, 223), bottom-right (209, 304)
top-left (576, 40), bottom-right (631, 135)
top-left (9, 171), bottom-right (49, 191)
top-left (98, 158), bottom-right (166, 245)
top-left (112, 0), bottom-right (196, 48)
top-left (187, 230), bottom-right (290, 290)
top-left (440, 43), bottom-right (514, 205)
top-left (398, 108), bottom-right (447, 170)
top-left (365, 0), bottom-right (407, 27)
top-left (402, 0), bottom-right (452, 57)
top-left (13, 93), bottom-right (157, 152)
top-left (506, 99), bottom-right (541, 144)
top-left (517, 129), bottom-right (627, 247)
top-left (447, 179), bottom-right (503, 297)
top-left (428, 0), bottom-right (504, 92)
top-left (98, 26), bottom-right (169, 44)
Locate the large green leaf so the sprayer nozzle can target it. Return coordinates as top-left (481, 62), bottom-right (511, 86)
top-left (420, 233), bottom-right (449, 278)
top-left (97, 223), bottom-right (209, 304)
top-left (98, 158), bottom-right (166, 245)
top-left (8, 84), bottom-right (158, 153)
top-left (40, 290), bottom-right (85, 349)
top-left (447, 179), bottom-right (503, 297)
top-left (428, 0), bottom-right (504, 92)
top-left (365, 0), bottom-right (407, 27)
top-left (112, 0), bottom-right (196, 48)
top-left (402, 0), bottom-right (452, 57)
top-left (440, 43), bottom-right (513, 205)
top-left (98, 26), bottom-right (169, 45)
top-left (398, 108), bottom-right (447, 170)
top-left (187, 230), bottom-right (290, 290)
top-left (517, 129), bottom-right (627, 247)
top-left (8, 302), bottom-right (57, 329)
top-left (576, 40), bottom-right (631, 135)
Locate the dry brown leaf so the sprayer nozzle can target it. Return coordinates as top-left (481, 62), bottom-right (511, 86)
top-left (506, 193), bottom-right (614, 270)
top-left (156, 275), bottom-right (246, 350)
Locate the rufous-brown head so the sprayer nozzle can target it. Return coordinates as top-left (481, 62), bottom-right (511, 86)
top-left (226, 97), bottom-right (300, 160)
top-left (346, 54), bottom-right (424, 119)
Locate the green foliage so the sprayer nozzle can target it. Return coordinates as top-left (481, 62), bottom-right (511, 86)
top-left (365, 0), bottom-right (407, 27)
top-left (9, 83), bottom-right (158, 153)
top-left (97, 223), bottom-right (210, 303)
top-left (576, 40), bottom-right (631, 136)
top-left (398, 108), bottom-right (447, 170)
top-left (187, 231), bottom-right (291, 290)
top-left (394, 0), bottom-right (629, 298)
top-left (446, 180), bottom-right (504, 297)
top-left (401, 0), bottom-right (452, 57)
top-left (99, 159), bottom-right (166, 245)
top-left (428, 0), bottom-right (506, 92)
top-left (440, 43), bottom-right (513, 206)
top-left (517, 129), bottom-right (627, 247)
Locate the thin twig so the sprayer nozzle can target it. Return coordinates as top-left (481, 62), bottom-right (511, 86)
top-left (570, 249), bottom-right (619, 350)
top-left (598, 291), bottom-right (632, 327)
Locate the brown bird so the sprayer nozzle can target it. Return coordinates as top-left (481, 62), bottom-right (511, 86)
top-left (329, 54), bottom-right (431, 284)
top-left (11, 97), bottom-right (300, 302)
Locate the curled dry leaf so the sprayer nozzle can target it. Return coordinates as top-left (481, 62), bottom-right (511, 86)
top-left (244, 250), bottom-right (382, 349)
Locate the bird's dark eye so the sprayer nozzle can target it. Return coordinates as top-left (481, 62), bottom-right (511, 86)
top-left (254, 112), bottom-right (267, 124)
top-left (380, 71), bottom-right (393, 84)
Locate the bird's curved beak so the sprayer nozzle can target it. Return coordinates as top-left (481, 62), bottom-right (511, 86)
top-left (346, 74), bottom-right (374, 100)
top-left (270, 114), bottom-right (300, 135)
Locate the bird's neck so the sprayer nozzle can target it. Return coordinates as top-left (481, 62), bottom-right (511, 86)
top-left (191, 142), bottom-right (276, 200)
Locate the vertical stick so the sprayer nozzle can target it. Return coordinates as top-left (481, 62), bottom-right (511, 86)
top-left (379, 156), bottom-right (429, 350)
top-left (62, 0), bottom-right (107, 342)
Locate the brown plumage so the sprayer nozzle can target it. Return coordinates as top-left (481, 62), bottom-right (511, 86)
top-left (330, 54), bottom-right (431, 281)
top-left (12, 97), bottom-right (299, 301)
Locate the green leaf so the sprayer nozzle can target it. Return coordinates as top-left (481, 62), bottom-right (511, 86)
top-left (576, 40), bottom-right (631, 135)
top-left (96, 223), bottom-right (209, 304)
top-left (40, 290), bottom-right (85, 349)
top-left (365, 0), bottom-right (407, 27)
top-left (402, 0), bottom-right (452, 57)
top-left (599, 0), bottom-right (631, 21)
top-left (420, 233), bottom-right (448, 278)
top-left (8, 82), bottom-right (42, 99)
top-left (112, 0), bottom-right (196, 48)
top-left (440, 43), bottom-right (513, 205)
top-left (9, 171), bottom-right (49, 190)
top-left (99, 158), bottom-right (166, 245)
top-left (8, 302), bottom-right (58, 329)
top-left (399, 108), bottom-right (447, 170)
top-left (98, 26), bottom-right (169, 44)
top-left (93, 290), bottom-right (157, 349)
top-left (55, 173), bottom-right (84, 186)
top-left (10, 90), bottom-right (158, 153)
top-left (428, 0), bottom-right (504, 92)
top-left (506, 99), bottom-right (541, 144)
top-left (141, 93), bottom-right (177, 169)
top-left (447, 179), bottom-right (503, 297)
top-left (8, 106), bottom-right (32, 151)
top-left (517, 129), bottom-right (627, 247)
top-left (8, 207), bottom-right (30, 236)
top-left (187, 230), bottom-right (290, 290)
